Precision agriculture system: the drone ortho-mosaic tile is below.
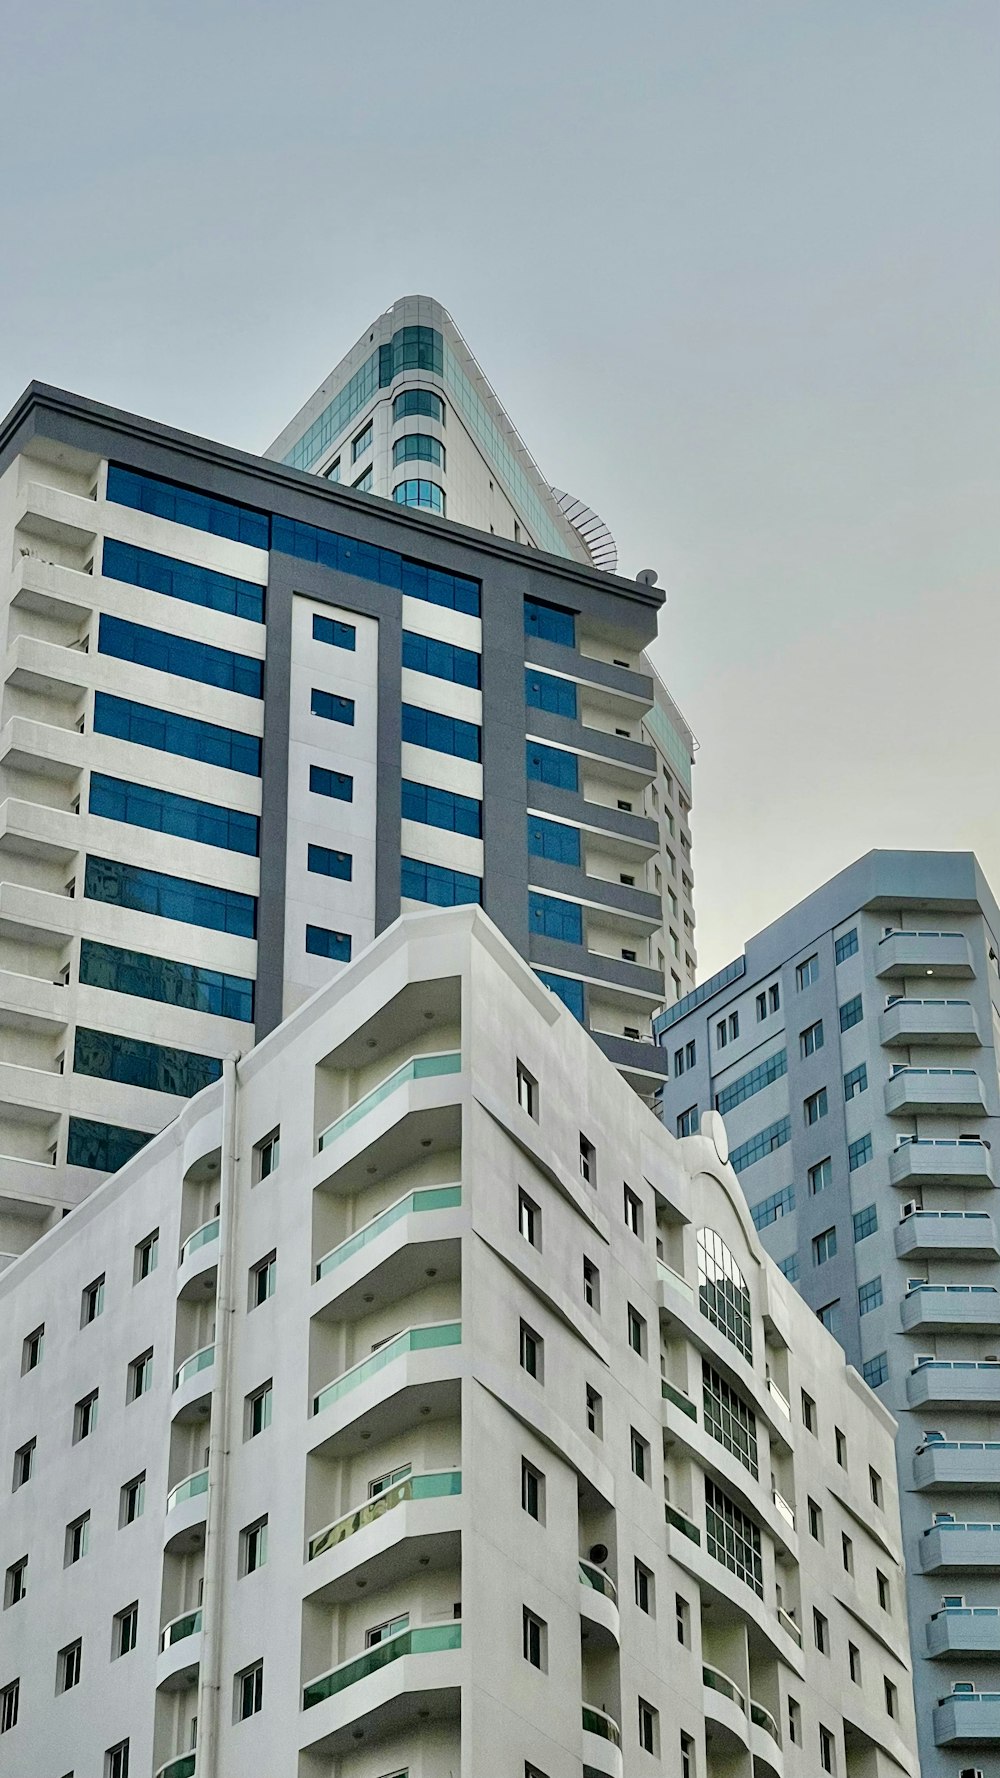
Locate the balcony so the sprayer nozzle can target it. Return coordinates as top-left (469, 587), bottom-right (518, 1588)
top-left (750, 1700), bottom-right (784, 1778)
top-left (907, 1360), bottom-right (1000, 1409)
top-left (163, 1468), bottom-right (208, 1554)
top-left (875, 929), bottom-right (974, 980)
top-left (10, 551), bottom-right (94, 625)
top-left (172, 1344), bottom-right (215, 1421)
top-left (933, 1690), bottom-right (1000, 1746)
top-left (177, 1218), bottom-right (219, 1300)
top-left (920, 1520), bottom-right (1000, 1572)
top-left (927, 1606), bottom-right (1000, 1660)
top-left (313, 1323), bottom-right (461, 1416)
top-left (307, 1470), bottom-right (461, 1562)
top-left (913, 1441), bottom-right (1000, 1491)
top-left (317, 1051), bottom-right (461, 1152)
top-left (880, 996), bottom-right (980, 1047)
top-left (15, 479), bottom-right (98, 551)
top-left (0, 797), bottom-right (78, 867)
top-left (895, 1210), bottom-right (999, 1261)
top-left (703, 1664), bottom-right (751, 1755)
top-left (579, 1559), bottom-right (620, 1649)
top-left (300, 1623), bottom-right (461, 1752)
top-left (901, 1284), bottom-right (1000, 1333)
top-left (890, 1137), bottom-right (995, 1190)
top-left (156, 1609), bottom-right (202, 1690)
top-left (154, 1760), bottom-right (196, 1778)
top-left (315, 1185), bottom-right (461, 1282)
top-left (582, 1705), bottom-right (623, 1778)
top-left (309, 1322), bottom-right (462, 1459)
top-left (884, 1066), bottom-right (986, 1118)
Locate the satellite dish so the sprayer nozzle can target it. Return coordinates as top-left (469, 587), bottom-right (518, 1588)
top-left (636, 568), bottom-right (659, 587)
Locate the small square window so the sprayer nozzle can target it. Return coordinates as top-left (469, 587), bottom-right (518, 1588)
top-left (518, 1189), bottom-right (541, 1248)
top-left (583, 1257), bottom-right (601, 1312)
top-left (627, 1304), bottom-right (646, 1357)
top-left (105, 1743), bottom-right (129, 1778)
top-left (586, 1384), bottom-right (603, 1437)
top-left (3, 1557), bottom-right (27, 1609)
top-left (246, 1382), bottom-right (273, 1438)
top-left (624, 1185), bottom-right (643, 1238)
top-left (21, 1324), bottom-right (44, 1374)
top-left (800, 1019), bottom-right (824, 1057)
top-left (113, 1602), bottom-right (138, 1657)
top-left (813, 1607), bottom-right (829, 1653)
top-left (254, 1129), bottom-right (280, 1182)
top-left (516, 1062), bottom-right (538, 1119)
top-left (57, 1639), bottom-right (83, 1694)
top-left (249, 1252), bottom-right (276, 1308)
top-left (522, 1606), bottom-right (546, 1670)
top-left (13, 1438), bottom-right (35, 1490)
top-left (235, 1660), bottom-right (263, 1720)
top-left (0, 1680), bottom-right (19, 1733)
top-left (817, 1301), bottom-right (839, 1333)
top-left (521, 1458), bottom-right (544, 1522)
top-left (630, 1427), bottom-right (650, 1483)
top-left (73, 1388), bottom-right (99, 1442)
top-left (812, 1226), bottom-right (837, 1266)
top-left (804, 1087), bottom-right (828, 1126)
top-left (240, 1516), bottom-right (268, 1576)
top-left (808, 1157), bottom-right (832, 1195)
top-left (519, 1322), bottom-right (542, 1381)
top-left (676, 1104), bottom-right (698, 1138)
top-left (81, 1274), bottom-right (105, 1326)
top-left (127, 1351), bottom-right (153, 1403)
top-left (120, 1473), bottom-right (145, 1526)
top-left (796, 954), bottom-right (819, 991)
top-left (134, 1229), bottom-right (158, 1281)
top-left (65, 1512), bottom-right (91, 1566)
top-left (579, 1134), bottom-right (596, 1183)
top-left (638, 1698), bottom-right (659, 1754)
top-left (634, 1559), bottom-right (654, 1615)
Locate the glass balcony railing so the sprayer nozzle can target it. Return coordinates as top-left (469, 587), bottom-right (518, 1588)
top-left (579, 1559), bottom-right (617, 1601)
top-left (154, 1759), bottom-right (196, 1778)
top-left (932, 1605), bottom-right (1000, 1618)
top-left (703, 1665), bottom-right (746, 1712)
top-left (665, 1503), bottom-right (700, 1544)
top-left (924, 1520), bottom-right (1000, 1534)
top-left (160, 1609), bottom-right (202, 1652)
top-left (582, 1704), bottom-right (621, 1745)
top-left (777, 1606), bottom-right (802, 1646)
top-left (917, 1440), bottom-right (1000, 1454)
top-left (180, 1218), bottom-right (219, 1265)
top-left (880, 928), bottom-right (962, 943)
top-left (901, 1210), bottom-right (992, 1221)
top-left (661, 1378), bottom-right (697, 1420)
top-left (303, 1622), bottom-right (461, 1708)
top-left (318, 1052), bottom-right (462, 1150)
top-left (166, 1469), bottom-right (208, 1513)
top-left (890, 1065), bottom-right (977, 1078)
top-left (751, 1700), bottom-right (782, 1744)
top-left (885, 996), bottom-right (972, 1008)
top-left (316, 1186), bottom-right (461, 1279)
top-left (939, 1690), bottom-right (1000, 1704)
top-left (913, 1359), bottom-right (1000, 1372)
top-left (906, 1283), bottom-right (997, 1296)
top-left (766, 1376), bottom-right (791, 1417)
top-left (897, 1136), bottom-right (988, 1148)
top-left (312, 1322), bottom-right (461, 1416)
top-left (308, 1470), bottom-right (462, 1561)
top-left (174, 1345), bottom-right (214, 1391)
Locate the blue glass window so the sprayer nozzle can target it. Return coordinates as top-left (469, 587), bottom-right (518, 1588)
top-left (389, 326), bottom-right (443, 377)
top-left (305, 925), bottom-right (352, 961)
top-left (393, 480), bottom-right (445, 514)
top-left (853, 1202), bottom-right (878, 1240)
top-left (751, 1186), bottom-right (795, 1230)
top-left (67, 1117), bottom-right (152, 1173)
top-left (353, 466), bottom-right (373, 493)
top-left (778, 1253), bottom-right (799, 1282)
top-left (393, 390), bottom-right (445, 425)
top-left (839, 994), bottom-right (863, 1032)
top-left (352, 422), bottom-right (373, 461)
top-left (527, 815), bottom-right (580, 866)
top-left (677, 1105), bottom-right (699, 1138)
top-left (94, 693), bottom-right (261, 777)
top-left (102, 538), bottom-right (264, 623)
top-left (402, 704), bottom-right (480, 762)
top-left (730, 1117), bottom-right (791, 1174)
top-left (84, 855), bottom-right (257, 938)
top-left (311, 689), bottom-right (355, 725)
top-left (534, 970), bottom-right (585, 1021)
top-left (309, 765), bottom-right (353, 801)
top-left (528, 891), bottom-right (582, 945)
top-left (402, 780), bottom-right (482, 838)
top-left (835, 927), bottom-right (859, 964)
top-left (89, 773), bottom-right (258, 856)
top-left (849, 1134), bottom-right (873, 1172)
top-left (402, 630), bottom-right (480, 688)
top-left (401, 857), bottom-right (481, 906)
top-left (74, 1027), bottom-right (221, 1098)
top-left (106, 466), bottom-right (269, 549)
top-left (308, 844), bottom-right (352, 880)
top-left (393, 435), bottom-right (445, 470)
top-left (844, 1063), bottom-right (868, 1100)
top-left (526, 741), bottom-right (577, 791)
top-left (858, 1277), bottom-right (883, 1315)
top-left (715, 1051), bottom-right (787, 1115)
top-left (862, 1353), bottom-right (888, 1389)
top-left (272, 516), bottom-right (480, 617)
top-left (525, 669), bottom-right (577, 718)
top-left (79, 937), bottom-right (253, 1022)
top-left (400, 558), bottom-right (479, 616)
top-left (313, 614), bottom-right (356, 651)
top-left (524, 597), bottom-right (575, 648)
top-left (98, 615), bottom-right (263, 699)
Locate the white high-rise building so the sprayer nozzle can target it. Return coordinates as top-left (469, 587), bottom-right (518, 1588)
top-left (0, 905), bottom-right (918, 1778)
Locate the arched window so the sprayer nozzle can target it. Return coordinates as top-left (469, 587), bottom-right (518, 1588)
top-left (697, 1228), bottom-right (752, 1362)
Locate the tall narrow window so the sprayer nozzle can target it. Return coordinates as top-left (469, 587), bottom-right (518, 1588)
top-left (127, 1352), bottom-right (153, 1403)
top-left (518, 1189), bottom-right (540, 1249)
top-left (235, 1660), bottom-right (263, 1719)
top-left (519, 1322), bottom-right (542, 1381)
top-left (57, 1639), bottom-right (83, 1693)
top-left (516, 1062), bottom-right (538, 1119)
top-left (114, 1602), bottom-right (139, 1657)
top-left (522, 1607), bottom-right (546, 1669)
top-left (521, 1459), bottom-right (544, 1522)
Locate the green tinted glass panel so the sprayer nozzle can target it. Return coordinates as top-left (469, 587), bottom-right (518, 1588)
top-left (318, 1052), bottom-right (461, 1149)
top-left (303, 1622), bottom-right (461, 1707)
top-left (313, 1324), bottom-right (461, 1414)
top-left (308, 1470), bottom-right (462, 1560)
top-left (317, 1187), bottom-right (461, 1278)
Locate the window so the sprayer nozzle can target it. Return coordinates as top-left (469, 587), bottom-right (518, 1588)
top-left (870, 1467), bottom-right (884, 1508)
top-left (127, 1351), bottom-right (153, 1402)
top-left (535, 970), bottom-right (584, 1020)
top-left (863, 1352), bottom-right (889, 1388)
top-left (4, 1558), bottom-right (27, 1609)
top-left (839, 994), bottom-right (863, 1032)
top-left (65, 1513), bottom-right (91, 1566)
top-left (114, 1602), bottom-right (138, 1656)
top-left (525, 738), bottom-right (578, 790)
top-left (393, 478), bottom-right (444, 512)
top-left (705, 1479), bottom-right (763, 1595)
top-left (883, 1676), bottom-right (898, 1718)
top-left (84, 855), bottom-right (257, 939)
top-left (305, 925), bottom-right (351, 961)
top-left (755, 991), bottom-right (767, 1020)
top-left (74, 1388), bottom-right (99, 1442)
top-left (817, 1301), bottom-right (839, 1333)
top-left (778, 1252), bottom-right (799, 1281)
top-left (820, 1724), bottom-right (835, 1773)
top-left (400, 857), bottom-right (481, 906)
top-left (246, 1382), bottom-right (272, 1438)
top-left (812, 1226), bottom-right (837, 1266)
top-left (80, 937), bottom-right (254, 1022)
top-left (368, 1464), bottom-right (411, 1499)
top-left (808, 1157), bottom-right (832, 1196)
top-left (849, 1134), bottom-right (873, 1171)
top-left (800, 1019), bottom-right (824, 1057)
top-left (105, 1741), bottom-right (130, 1778)
top-left (583, 1257), bottom-right (600, 1311)
top-left (404, 780), bottom-right (481, 840)
top-left (676, 1105), bottom-right (698, 1138)
top-left (74, 1028), bottom-right (221, 1099)
top-left (134, 1230), bottom-right (158, 1281)
top-left (240, 1517), bottom-right (268, 1575)
top-left (853, 1203), bottom-right (878, 1241)
top-left (107, 464), bottom-right (269, 547)
top-left (751, 1185), bottom-right (794, 1230)
top-left (729, 1011), bottom-right (739, 1040)
top-left (403, 628), bottom-right (480, 687)
top-left (769, 982), bottom-right (781, 1012)
top-left (730, 1116), bottom-right (791, 1173)
top-left (627, 1305), bottom-right (646, 1357)
top-left (97, 614), bottom-right (263, 698)
top-left (876, 1568), bottom-right (891, 1613)
top-left (813, 1607), bottom-right (829, 1654)
top-left (120, 1473), bottom-right (145, 1525)
top-left (524, 596), bottom-right (575, 648)
top-left (82, 1274), bottom-right (105, 1325)
top-left (807, 1498), bottom-right (823, 1542)
top-left (586, 1385), bottom-right (603, 1436)
top-left (254, 1130), bottom-right (280, 1181)
top-left (0, 1681), bottom-right (18, 1734)
top-left (858, 1276), bottom-right (883, 1315)
top-left (394, 388), bottom-right (445, 425)
top-left (697, 1228), bottom-right (753, 1362)
top-left (703, 1362), bottom-right (758, 1477)
top-left (352, 421), bottom-right (373, 460)
top-left (715, 1049), bottom-right (787, 1114)
top-left (518, 1189), bottom-right (540, 1249)
top-left (13, 1440), bottom-right (34, 1490)
top-left (675, 1593), bottom-right (690, 1645)
top-left (521, 1457), bottom-right (544, 1521)
top-left (638, 1698), bottom-right (659, 1754)
top-left (310, 765), bottom-right (353, 802)
top-left (579, 1134), bottom-right (595, 1184)
top-left (680, 1731), bottom-right (695, 1778)
top-left (94, 691), bottom-right (260, 776)
top-left (250, 1252), bottom-right (277, 1307)
top-left (801, 1391), bottom-right (816, 1433)
top-left (835, 927), bottom-right (858, 963)
top-left (57, 1639), bottom-right (83, 1694)
top-left (624, 1185), bottom-right (644, 1238)
top-left (90, 772), bottom-right (259, 857)
top-left (631, 1428), bottom-right (650, 1481)
top-left (21, 1325), bottom-right (43, 1374)
top-left (236, 1660), bottom-right (263, 1719)
top-left (832, 1427), bottom-right (847, 1469)
top-left (403, 696), bottom-right (482, 758)
top-left (310, 688), bottom-right (355, 726)
top-left (843, 1062), bottom-right (868, 1100)
top-left (525, 667), bottom-right (576, 717)
top-left (796, 954), bottom-right (819, 990)
top-left (788, 1698), bottom-right (801, 1746)
top-left (804, 1087), bottom-right (828, 1125)
top-left (716, 1018), bottom-right (727, 1049)
top-left (312, 613), bottom-right (355, 650)
top-left (527, 813), bottom-right (579, 865)
top-left (522, 1607), bottom-right (546, 1669)
top-left (635, 1559), bottom-right (654, 1614)
top-left (519, 1322), bottom-right (542, 1381)
top-left (516, 1062), bottom-right (538, 1119)
top-left (103, 534), bottom-right (265, 621)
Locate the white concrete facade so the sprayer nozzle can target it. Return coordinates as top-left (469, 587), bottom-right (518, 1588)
top-left (0, 907), bottom-right (917, 1778)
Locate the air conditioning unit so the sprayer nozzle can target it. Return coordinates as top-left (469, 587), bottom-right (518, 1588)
top-left (902, 1201), bottom-right (919, 1218)
top-left (959, 1767), bottom-right (984, 1778)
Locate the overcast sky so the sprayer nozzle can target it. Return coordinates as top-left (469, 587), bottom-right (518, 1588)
top-left (2, 1), bottom-right (996, 974)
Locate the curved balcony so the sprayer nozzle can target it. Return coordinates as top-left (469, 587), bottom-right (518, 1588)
top-left (582, 1705), bottom-right (623, 1778)
top-left (927, 1605), bottom-right (1000, 1660)
top-left (895, 1210), bottom-right (999, 1261)
top-left (750, 1699), bottom-right (784, 1777)
top-left (703, 1664), bottom-right (751, 1755)
top-left (885, 1066), bottom-right (986, 1119)
top-left (316, 1187), bottom-right (461, 1282)
top-left (317, 1051), bottom-right (462, 1153)
top-left (875, 929), bottom-right (974, 979)
top-left (901, 1283), bottom-right (1000, 1333)
top-left (933, 1689), bottom-right (1000, 1746)
top-left (579, 1559), bottom-right (620, 1648)
top-left (304, 1470), bottom-right (462, 1604)
top-left (880, 996), bottom-right (980, 1047)
top-left (154, 1759), bottom-right (196, 1778)
top-left (906, 1360), bottom-right (1000, 1409)
top-left (172, 1344), bottom-right (215, 1422)
top-left (920, 1520), bottom-right (1000, 1572)
top-left (309, 1469), bottom-right (461, 1562)
top-left (890, 1137), bottom-right (994, 1190)
top-left (177, 1218), bottom-right (219, 1300)
top-left (301, 1623), bottom-right (461, 1753)
top-left (309, 1322), bottom-right (462, 1459)
top-left (163, 1467), bottom-right (208, 1554)
top-left (156, 1609), bottom-right (202, 1690)
top-left (913, 1440), bottom-right (1000, 1491)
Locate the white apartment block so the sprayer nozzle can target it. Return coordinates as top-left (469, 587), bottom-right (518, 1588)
top-left (0, 905), bottom-right (917, 1778)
